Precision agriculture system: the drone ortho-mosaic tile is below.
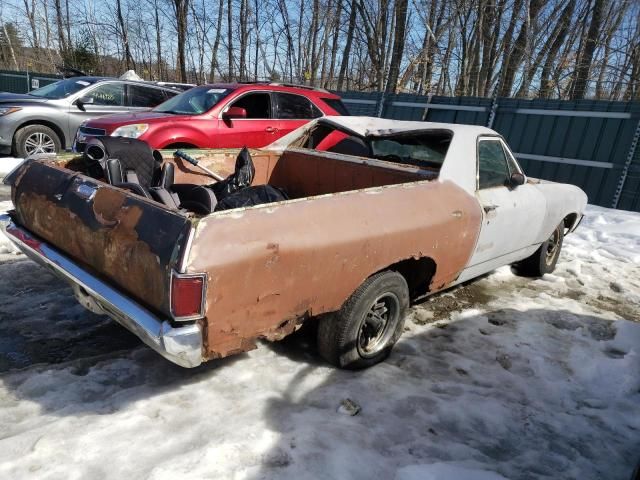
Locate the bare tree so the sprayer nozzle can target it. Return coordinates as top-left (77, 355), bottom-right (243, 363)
top-left (570, 0), bottom-right (605, 99)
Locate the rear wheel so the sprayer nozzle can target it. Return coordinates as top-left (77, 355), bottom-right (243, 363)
top-left (317, 270), bottom-right (409, 369)
top-left (513, 223), bottom-right (564, 277)
top-left (13, 125), bottom-right (61, 157)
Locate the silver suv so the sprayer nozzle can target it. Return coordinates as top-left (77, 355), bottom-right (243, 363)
top-left (0, 77), bottom-right (179, 157)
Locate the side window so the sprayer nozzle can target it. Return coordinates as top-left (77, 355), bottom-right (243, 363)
top-left (505, 149), bottom-right (521, 175)
top-left (322, 98), bottom-right (350, 116)
top-left (85, 83), bottom-right (125, 106)
top-left (478, 139), bottom-right (510, 189)
top-left (275, 92), bottom-right (317, 119)
top-left (127, 85), bottom-right (168, 107)
top-left (230, 92), bottom-right (271, 119)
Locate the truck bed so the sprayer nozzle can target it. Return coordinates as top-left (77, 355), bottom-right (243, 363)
top-left (4, 148), bottom-right (480, 362)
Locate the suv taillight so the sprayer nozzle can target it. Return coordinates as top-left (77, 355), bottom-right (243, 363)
top-left (170, 271), bottom-right (206, 320)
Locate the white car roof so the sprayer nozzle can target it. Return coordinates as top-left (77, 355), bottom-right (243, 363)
top-left (268, 116), bottom-right (499, 152)
top-left (319, 115), bottom-right (497, 138)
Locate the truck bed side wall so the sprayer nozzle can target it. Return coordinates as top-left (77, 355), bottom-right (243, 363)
top-left (164, 148), bottom-right (435, 199)
top-left (187, 179), bottom-right (482, 359)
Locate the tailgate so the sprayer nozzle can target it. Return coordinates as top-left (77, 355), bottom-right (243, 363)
top-left (7, 160), bottom-right (192, 317)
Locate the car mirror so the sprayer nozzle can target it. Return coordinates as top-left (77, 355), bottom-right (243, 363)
top-left (75, 96), bottom-right (94, 111)
top-left (509, 172), bottom-right (526, 188)
top-left (222, 107), bottom-right (247, 120)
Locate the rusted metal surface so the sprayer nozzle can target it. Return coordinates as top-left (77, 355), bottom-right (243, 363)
top-left (10, 160), bottom-right (191, 316)
top-left (187, 178), bottom-right (482, 359)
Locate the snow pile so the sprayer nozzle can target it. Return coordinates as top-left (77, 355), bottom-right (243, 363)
top-left (0, 205), bottom-right (638, 480)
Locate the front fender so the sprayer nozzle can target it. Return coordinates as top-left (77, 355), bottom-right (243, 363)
top-left (151, 123), bottom-right (215, 149)
top-left (534, 181), bottom-right (588, 238)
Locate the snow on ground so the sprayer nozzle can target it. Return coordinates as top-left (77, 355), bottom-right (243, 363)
top-left (0, 158), bottom-right (23, 177)
top-left (0, 204), bottom-right (638, 480)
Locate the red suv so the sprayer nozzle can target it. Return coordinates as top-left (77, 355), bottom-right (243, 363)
top-left (73, 83), bottom-right (349, 151)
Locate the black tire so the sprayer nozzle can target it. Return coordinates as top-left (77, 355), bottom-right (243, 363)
top-left (317, 270), bottom-right (409, 369)
top-left (513, 223), bottom-right (564, 277)
top-left (13, 124), bottom-right (62, 157)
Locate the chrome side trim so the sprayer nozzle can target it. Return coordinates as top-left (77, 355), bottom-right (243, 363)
top-left (0, 214), bottom-right (203, 368)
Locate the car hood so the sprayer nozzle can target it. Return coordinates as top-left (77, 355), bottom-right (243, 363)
top-left (0, 92), bottom-right (49, 104)
top-left (85, 111), bottom-right (188, 128)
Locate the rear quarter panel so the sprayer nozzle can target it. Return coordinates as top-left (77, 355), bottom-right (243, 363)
top-left (186, 180), bottom-right (482, 359)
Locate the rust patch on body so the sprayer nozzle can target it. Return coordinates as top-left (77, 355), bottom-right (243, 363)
top-left (18, 191), bottom-right (166, 310)
top-left (187, 167), bottom-right (482, 358)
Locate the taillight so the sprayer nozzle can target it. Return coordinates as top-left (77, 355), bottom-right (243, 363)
top-left (170, 271), bottom-right (206, 320)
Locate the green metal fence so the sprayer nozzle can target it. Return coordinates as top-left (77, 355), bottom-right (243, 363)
top-left (0, 69), bottom-right (61, 94)
top-left (341, 92), bottom-right (640, 212)
top-left (2, 70), bottom-right (638, 211)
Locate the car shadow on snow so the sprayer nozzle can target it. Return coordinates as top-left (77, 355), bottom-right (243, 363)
top-left (1, 259), bottom-right (639, 479)
top-left (251, 308), bottom-right (640, 480)
top-left (0, 258), bottom-right (247, 414)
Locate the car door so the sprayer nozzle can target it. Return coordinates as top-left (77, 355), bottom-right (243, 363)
top-left (67, 82), bottom-right (128, 142)
top-left (273, 92), bottom-right (323, 135)
top-left (457, 136), bottom-right (546, 282)
top-left (217, 91), bottom-right (279, 148)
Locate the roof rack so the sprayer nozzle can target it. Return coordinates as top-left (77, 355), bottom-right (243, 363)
top-left (268, 82), bottom-right (330, 93)
top-left (228, 80), bottom-right (331, 93)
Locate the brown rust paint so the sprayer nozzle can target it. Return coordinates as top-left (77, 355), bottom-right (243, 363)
top-left (187, 179), bottom-right (482, 359)
top-left (11, 160), bottom-right (192, 316)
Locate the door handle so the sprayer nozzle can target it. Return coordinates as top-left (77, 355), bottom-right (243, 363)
top-left (265, 126), bottom-right (278, 133)
top-left (483, 204), bottom-right (498, 213)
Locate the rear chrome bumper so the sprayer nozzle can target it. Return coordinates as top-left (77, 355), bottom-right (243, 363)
top-left (0, 213), bottom-right (203, 368)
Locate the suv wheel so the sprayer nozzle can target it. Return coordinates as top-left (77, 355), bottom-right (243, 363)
top-left (13, 125), bottom-right (61, 157)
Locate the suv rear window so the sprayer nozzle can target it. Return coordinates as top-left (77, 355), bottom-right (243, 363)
top-left (275, 93), bottom-right (322, 119)
top-left (127, 85), bottom-right (172, 107)
top-left (322, 98), bottom-right (350, 116)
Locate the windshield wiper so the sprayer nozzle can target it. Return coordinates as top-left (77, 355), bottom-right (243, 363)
top-left (156, 110), bottom-right (190, 115)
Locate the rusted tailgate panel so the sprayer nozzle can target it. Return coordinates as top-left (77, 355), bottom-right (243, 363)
top-left (10, 160), bottom-right (192, 316)
top-left (187, 180), bottom-right (482, 359)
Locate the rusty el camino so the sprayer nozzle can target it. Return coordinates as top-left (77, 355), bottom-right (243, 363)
top-left (0, 116), bottom-right (587, 368)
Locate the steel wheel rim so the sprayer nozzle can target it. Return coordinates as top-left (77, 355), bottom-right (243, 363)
top-left (24, 132), bottom-right (56, 155)
top-left (357, 292), bottom-right (400, 358)
top-left (545, 228), bottom-right (561, 265)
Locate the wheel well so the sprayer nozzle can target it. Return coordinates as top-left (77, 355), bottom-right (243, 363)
top-left (384, 256), bottom-right (437, 301)
top-left (15, 120), bottom-right (67, 149)
top-left (563, 212), bottom-right (579, 232)
top-left (164, 142), bottom-right (197, 150)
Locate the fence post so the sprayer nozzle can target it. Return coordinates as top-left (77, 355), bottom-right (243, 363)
top-left (611, 117), bottom-right (640, 209)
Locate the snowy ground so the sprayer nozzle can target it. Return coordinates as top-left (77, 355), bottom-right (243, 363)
top-left (0, 202), bottom-right (638, 480)
top-left (0, 157), bottom-right (23, 177)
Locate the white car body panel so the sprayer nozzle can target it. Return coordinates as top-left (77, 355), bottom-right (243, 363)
top-left (270, 116), bottom-right (588, 284)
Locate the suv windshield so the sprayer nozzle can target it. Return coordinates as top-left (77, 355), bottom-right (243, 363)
top-left (29, 78), bottom-right (97, 99)
top-left (154, 86), bottom-right (233, 115)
